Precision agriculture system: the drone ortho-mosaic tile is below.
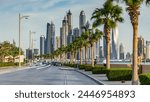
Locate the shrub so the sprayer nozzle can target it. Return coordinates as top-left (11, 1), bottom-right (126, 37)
top-left (92, 66), bottom-right (107, 74)
top-left (0, 62), bottom-right (17, 67)
top-left (139, 73), bottom-right (150, 85)
top-left (84, 65), bottom-right (93, 71)
top-left (106, 68), bottom-right (132, 81)
top-left (63, 63), bottom-right (77, 68)
top-left (79, 64), bottom-right (85, 70)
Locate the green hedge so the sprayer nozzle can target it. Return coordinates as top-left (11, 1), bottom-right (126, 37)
top-left (0, 62), bottom-right (18, 67)
top-left (63, 63), bottom-right (77, 68)
top-left (106, 68), bottom-right (132, 81)
top-left (84, 65), bottom-right (93, 71)
top-left (92, 66), bottom-right (107, 74)
top-left (139, 73), bottom-right (150, 85)
top-left (79, 64), bottom-right (85, 70)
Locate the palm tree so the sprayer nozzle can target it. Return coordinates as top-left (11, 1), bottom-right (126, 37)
top-left (72, 39), bottom-right (80, 64)
top-left (67, 43), bottom-right (75, 64)
top-left (76, 37), bottom-right (84, 65)
top-left (81, 27), bottom-right (90, 64)
top-left (114, 0), bottom-right (150, 85)
top-left (89, 29), bottom-right (103, 67)
top-left (91, 0), bottom-right (124, 69)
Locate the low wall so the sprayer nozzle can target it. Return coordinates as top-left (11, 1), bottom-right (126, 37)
top-left (141, 65), bottom-right (150, 74)
top-left (98, 64), bottom-right (131, 68)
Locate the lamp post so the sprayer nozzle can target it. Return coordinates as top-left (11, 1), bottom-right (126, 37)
top-left (19, 13), bottom-right (29, 67)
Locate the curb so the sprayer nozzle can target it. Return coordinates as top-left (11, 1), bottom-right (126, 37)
top-left (75, 69), bottom-right (105, 85)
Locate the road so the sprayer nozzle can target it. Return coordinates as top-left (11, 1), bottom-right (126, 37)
top-left (0, 65), bottom-right (99, 85)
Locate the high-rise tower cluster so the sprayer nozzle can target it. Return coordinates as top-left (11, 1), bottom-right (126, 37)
top-left (39, 10), bottom-right (101, 61)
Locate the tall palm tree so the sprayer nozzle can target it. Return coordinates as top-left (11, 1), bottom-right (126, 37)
top-left (76, 37), bottom-right (84, 65)
top-left (91, 0), bottom-right (124, 69)
top-left (89, 29), bottom-right (103, 67)
top-left (81, 27), bottom-right (90, 64)
top-left (114, 0), bottom-right (150, 85)
top-left (68, 43), bottom-right (74, 64)
top-left (72, 39), bottom-right (80, 64)
top-left (89, 30), bottom-right (96, 67)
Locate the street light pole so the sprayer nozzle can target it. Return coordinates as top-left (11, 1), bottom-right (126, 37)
top-left (18, 13), bottom-right (29, 67)
top-left (19, 13), bottom-right (21, 67)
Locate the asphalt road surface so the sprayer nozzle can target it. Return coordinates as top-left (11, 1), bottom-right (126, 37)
top-left (0, 65), bottom-right (99, 85)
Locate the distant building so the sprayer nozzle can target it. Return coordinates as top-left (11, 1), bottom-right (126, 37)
top-left (26, 49), bottom-right (33, 60)
top-left (126, 52), bottom-right (131, 60)
top-left (146, 41), bottom-right (150, 59)
top-left (138, 36), bottom-right (144, 58)
top-left (33, 49), bottom-right (39, 56)
top-left (73, 28), bottom-right (79, 41)
top-left (60, 16), bottom-right (68, 47)
top-left (40, 35), bottom-right (45, 55)
top-left (26, 48), bottom-right (39, 60)
top-left (111, 25), bottom-right (119, 59)
top-left (67, 10), bottom-right (73, 44)
top-left (45, 22), bottom-right (55, 54)
top-left (99, 46), bottom-right (103, 58)
top-left (119, 43), bottom-right (124, 59)
top-left (79, 10), bottom-right (86, 36)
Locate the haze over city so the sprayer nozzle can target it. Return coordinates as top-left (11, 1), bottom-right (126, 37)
top-left (0, 0), bottom-right (150, 54)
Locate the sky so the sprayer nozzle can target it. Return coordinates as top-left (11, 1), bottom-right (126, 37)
top-left (0, 0), bottom-right (150, 55)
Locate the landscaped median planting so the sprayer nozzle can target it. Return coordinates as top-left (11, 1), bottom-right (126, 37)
top-left (92, 66), bottom-right (107, 74)
top-left (84, 65), bottom-right (93, 71)
top-left (63, 63), bottom-right (77, 68)
top-left (79, 64), bottom-right (85, 70)
top-left (106, 68), bottom-right (132, 81)
top-left (139, 73), bottom-right (150, 85)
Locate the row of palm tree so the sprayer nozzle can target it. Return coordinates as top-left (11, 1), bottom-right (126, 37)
top-left (38, 0), bottom-right (150, 85)
top-left (92, 0), bottom-right (150, 85)
top-left (39, 28), bottom-right (103, 67)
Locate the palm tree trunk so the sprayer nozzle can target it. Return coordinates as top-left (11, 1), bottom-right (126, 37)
top-left (106, 29), bottom-right (111, 69)
top-left (91, 43), bottom-right (95, 67)
top-left (132, 24), bottom-right (139, 85)
top-left (74, 49), bottom-right (77, 64)
top-left (70, 52), bottom-right (73, 64)
top-left (80, 47), bottom-right (82, 65)
top-left (85, 45), bottom-right (88, 64)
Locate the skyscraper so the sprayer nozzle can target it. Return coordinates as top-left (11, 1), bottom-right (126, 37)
top-left (73, 27), bottom-right (80, 41)
top-left (79, 10), bottom-right (86, 36)
top-left (50, 22), bottom-right (55, 53)
top-left (45, 22), bottom-right (55, 54)
top-left (61, 16), bottom-right (68, 46)
top-left (138, 36), bottom-right (144, 58)
top-left (111, 26), bottom-right (119, 59)
top-left (67, 10), bottom-right (72, 35)
top-left (40, 35), bottom-right (45, 55)
top-left (67, 10), bottom-right (73, 44)
top-left (119, 43), bottom-right (124, 59)
top-left (99, 46), bottom-right (103, 58)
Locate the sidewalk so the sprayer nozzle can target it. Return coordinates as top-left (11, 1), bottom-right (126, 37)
top-left (0, 66), bottom-right (32, 74)
top-left (76, 69), bottom-right (132, 85)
